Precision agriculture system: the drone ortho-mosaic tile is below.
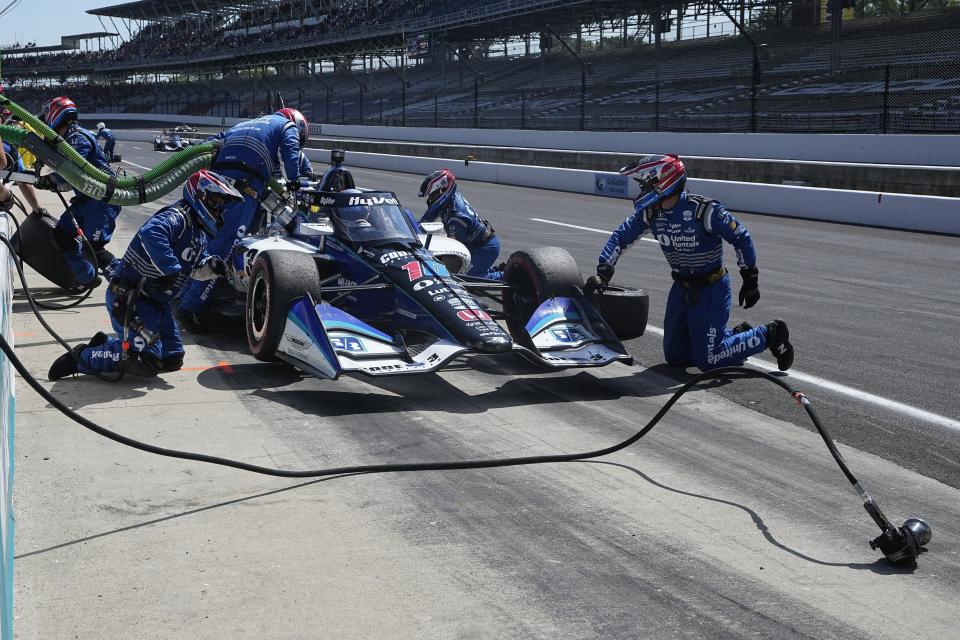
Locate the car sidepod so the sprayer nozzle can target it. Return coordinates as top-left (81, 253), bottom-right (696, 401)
top-left (512, 291), bottom-right (633, 368)
top-left (276, 294), bottom-right (470, 378)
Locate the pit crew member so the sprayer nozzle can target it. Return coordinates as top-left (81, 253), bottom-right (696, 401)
top-left (48, 170), bottom-right (242, 380)
top-left (177, 107), bottom-right (308, 331)
top-left (585, 154), bottom-right (794, 372)
top-left (39, 96), bottom-right (122, 290)
top-left (418, 169), bottom-right (501, 279)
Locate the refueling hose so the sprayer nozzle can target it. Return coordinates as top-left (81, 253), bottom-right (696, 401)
top-left (0, 96), bottom-right (287, 206)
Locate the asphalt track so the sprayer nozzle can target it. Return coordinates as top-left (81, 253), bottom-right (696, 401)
top-left (120, 141), bottom-right (960, 487)
top-left (11, 140), bottom-right (960, 639)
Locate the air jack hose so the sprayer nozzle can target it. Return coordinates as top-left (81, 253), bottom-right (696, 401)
top-left (0, 97), bottom-right (287, 205)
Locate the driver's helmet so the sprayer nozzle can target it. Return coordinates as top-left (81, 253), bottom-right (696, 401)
top-left (319, 166), bottom-right (355, 192)
top-left (96, 122), bottom-right (106, 131)
top-left (619, 154), bottom-right (686, 210)
top-left (336, 189), bottom-right (372, 228)
top-left (183, 170), bottom-right (244, 235)
top-left (419, 169), bottom-right (456, 212)
top-left (40, 96), bottom-right (78, 130)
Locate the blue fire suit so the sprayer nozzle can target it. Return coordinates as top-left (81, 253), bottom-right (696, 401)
top-left (77, 202), bottom-right (221, 374)
top-left (96, 127), bottom-right (116, 158)
top-left (179, 114), bottom-right (301, 314)
top-left (419, 191), bottom-right (500, 278)
top-left (598, 191), bottom-right (767, 371)
top-left (54, 124), bottom-right (122, 284)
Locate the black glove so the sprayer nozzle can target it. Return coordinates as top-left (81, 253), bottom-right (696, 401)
top-left (584, 275), bottom-right (606, 295)
top-left (738, 266), bottom-right (760, 309)
top-left (205, 256), bottom-right (228, 277)
top-left (154, 272), bottom-right (180, 292)
top-left (34, 174), bottom-right (60, 191)
top-left (597, 263), bottom-right (615, 285)
top-left (285, 180), bottom-right (301, 193)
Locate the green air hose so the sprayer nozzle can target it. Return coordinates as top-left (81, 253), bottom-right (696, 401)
top-left (0, 96), bottom-right (286, 206)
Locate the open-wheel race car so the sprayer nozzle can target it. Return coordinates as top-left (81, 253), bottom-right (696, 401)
top-left (222, 182), bottom-right (648, 379)
top-left (153, 130), bottom-right (193, 152)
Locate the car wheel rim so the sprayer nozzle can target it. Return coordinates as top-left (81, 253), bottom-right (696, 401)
top-left (249, 273), bottom-right (269, 342)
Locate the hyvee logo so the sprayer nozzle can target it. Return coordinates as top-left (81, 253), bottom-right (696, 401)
top-left (348, 196), bottom-right (398, 206)
top-left (318, 196), bottom-right (337, 206)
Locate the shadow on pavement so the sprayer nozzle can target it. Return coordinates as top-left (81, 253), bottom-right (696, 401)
top-left (587, 460), bottom-right (917, 575)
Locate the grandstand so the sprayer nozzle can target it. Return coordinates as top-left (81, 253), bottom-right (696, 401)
top-left (3, 0), bottom-right (959, 133)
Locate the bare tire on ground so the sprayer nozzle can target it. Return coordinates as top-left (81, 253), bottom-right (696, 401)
top-left (245, 250), bottom-right (322, 362)
top-left (589, 285), bottom-right (649, 341)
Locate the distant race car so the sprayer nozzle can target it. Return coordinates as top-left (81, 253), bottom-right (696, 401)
top-left (153, 130), bottom-right (192, 152)
top-left (173, 124), bottom-right (197, 133)
top-left (219, 181), bottom-right (649, 379)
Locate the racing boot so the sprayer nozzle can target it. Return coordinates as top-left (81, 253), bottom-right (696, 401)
top-left (765, 319), bottom-right (794, 371)
top-left (175, 307), bottom-right (207, 334)
top-left (47, 332), bottom-right (110, 381)
top-left (160, 353), bottom-right (185, 373)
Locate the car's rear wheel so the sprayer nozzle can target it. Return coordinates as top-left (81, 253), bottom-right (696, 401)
top-left (245, 250), bottom-right (322, 362)
top-left (503, 247), bottom-right (583, 323)
top-left (588, 285), bottom-right (649, 340)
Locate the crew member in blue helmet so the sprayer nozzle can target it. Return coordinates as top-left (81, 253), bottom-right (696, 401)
top-left (40, 96), bottom-right (122, 290)
top-left (95, 122), bottom-right (116, 160)
top-left (418, 169), bottom-right (501, 279)
top-left (48, 170), bottom-right (243, 380)
top-left (177, 107), bottom-right (309, 331)
top-left (585, 154), bottom-right (795, 372)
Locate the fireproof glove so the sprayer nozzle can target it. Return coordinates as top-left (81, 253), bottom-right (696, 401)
top-left (738, 266), bottom-right (760, 309)
top-left (597, 262), bottom-right (615, 284)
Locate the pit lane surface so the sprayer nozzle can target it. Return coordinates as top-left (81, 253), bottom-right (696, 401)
top-left (122, 142), bottom-right (960, 488)
top-left (11, 141), bottom-right (960, 638)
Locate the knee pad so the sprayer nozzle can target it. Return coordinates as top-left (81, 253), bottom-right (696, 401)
top-left (159, 353), bottom-right (184, 373)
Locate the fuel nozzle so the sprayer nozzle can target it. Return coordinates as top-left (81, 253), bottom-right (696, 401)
top-left (864, 498), bottom-right (931, 564)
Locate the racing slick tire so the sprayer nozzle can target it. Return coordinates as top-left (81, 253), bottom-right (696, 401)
top-left (245, 250), bottom-right (323, 362)
top-left (588, 286), bottom-right (649, 341)
top-left (503, 246), bottom-right (583, 323)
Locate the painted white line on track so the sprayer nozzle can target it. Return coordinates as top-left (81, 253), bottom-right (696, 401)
top-left (530, 217), bottom-right (658, 243)
top-left (122, 160), bottom-right (151, 170)
top-left (131, 146), bottom-right (143, 150)
top-left (536, 215), bottom-right (960, 431)
top-left (643, 325), bottom-right (960, 432)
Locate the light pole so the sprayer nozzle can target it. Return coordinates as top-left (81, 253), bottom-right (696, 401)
top-left (334, 57), bottom-right (366, 125)
top-left (544, 24), bottom-right (591, 130)
top-left (377, 52), bottom-right (407, 127)
top-left (443, 43), bottom-right (483, 129)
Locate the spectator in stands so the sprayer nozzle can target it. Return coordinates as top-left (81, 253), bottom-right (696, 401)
top-left (39, 96), bottom-right (122, 291)
top-left (176, 107), bottom-right (309, 332)
top-left (96, 122), bottom-right (117, 161)
top-left (418, 169), bottom-right (502, 279)
top-left (585, 154), bottom-right (795, 372)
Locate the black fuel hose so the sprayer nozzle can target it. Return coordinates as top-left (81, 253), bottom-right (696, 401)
top-left (0, 335), bottom-right (847, 481)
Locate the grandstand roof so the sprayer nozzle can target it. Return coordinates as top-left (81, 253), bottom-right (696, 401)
top-left (88, 0), bottom-right (274, 21)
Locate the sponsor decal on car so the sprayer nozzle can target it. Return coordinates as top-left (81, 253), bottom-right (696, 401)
top-left (330, 336), bottom-right (366, 352)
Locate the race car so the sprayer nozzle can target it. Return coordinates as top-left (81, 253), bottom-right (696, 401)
top-left (153, 130), bottom-right (192, 152)
top-left (223, 184), bottom-right (648, 379)
top-left (173, 124), bottom-right (197, 133)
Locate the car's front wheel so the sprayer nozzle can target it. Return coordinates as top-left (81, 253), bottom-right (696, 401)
top-left (245, 250), bottom-right (322, 361)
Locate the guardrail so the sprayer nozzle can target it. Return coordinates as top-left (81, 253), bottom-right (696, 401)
top-left (298, 147), bottom-right (960, 235)
top-left (104, 120), bottom-right (960, 234)
top-left (90, 113), bottom-right (960, 166)
top-left (0, 211), bottom-right (14, 640)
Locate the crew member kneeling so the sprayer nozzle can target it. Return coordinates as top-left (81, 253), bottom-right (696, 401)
top-left (585, 154), bottom-right (794, 372)
top-left (48, 170), bottom-right (243, 380)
